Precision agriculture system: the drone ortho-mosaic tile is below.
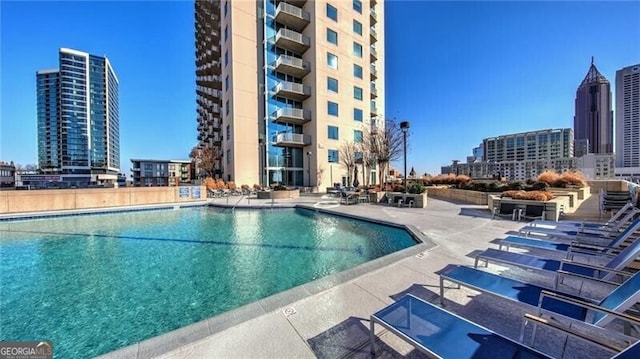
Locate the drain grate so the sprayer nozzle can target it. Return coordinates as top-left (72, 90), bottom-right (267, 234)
top-left (415, 252), bottom-right (427, 259)
top-left (283, 307), bottom-right (297, 317)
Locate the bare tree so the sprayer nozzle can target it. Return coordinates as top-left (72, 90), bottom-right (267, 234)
top-left (361, 117), bottom-right (405, 186)
top-left (339, 141), bottom-right (358, 185)
top-left (190, 146), bottom-right (220, 179)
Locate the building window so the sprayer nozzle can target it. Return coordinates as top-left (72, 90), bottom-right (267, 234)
top-left (354, 130), bottom-right (363, 143)
top-left (226, 124), bottom-right (230, 139)
top-left (327, 53), bottom-right (338, 69)
top-left (354, 108), bottom-right (363, 122)
top-left (225, 75), bottom-right (229, 92)
top-left (224, 1), bottom-right (228, 17)
top-left (353, 42), bottom-right (363, 58)
top-left (226, 149), bottom-right (230, 164)
top-left (353, 0), bottom-right (362, 14)
top-left (328, 126), bottom-right (339, 140)
top-left (326, 4), bottom-right (337, 21)
top-left (328, 149), bottom-right (339, 163)
top-left (327, 77), bottom-right (338, 93)
top-left (224, 50), bottom-right (229, 67)
top-left (328, 101), bottom-right (339, 116)
top-left (327, 28), bottom-right (338, 45)
top-left (353, 20), bottom-right (362, 35)
top-left (224, 26), bottom-right (229, 42)
top-left (355, 151), bottom-right (363, 163)
top-left (225, 99), bottom-right (230, 116)
top-left (353, 64), bottom-right (363, 79)
top-left (354, 86), bottom-right (363, 100)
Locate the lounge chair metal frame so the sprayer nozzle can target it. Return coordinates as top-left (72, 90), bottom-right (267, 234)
top-left (439, 265), bottom-right (640, 340)
top-left (370, 293), bottom-right (553, 358)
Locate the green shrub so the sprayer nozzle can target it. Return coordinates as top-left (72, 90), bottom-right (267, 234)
top-left (508, 181), bottom-right (526, 190)
top-left (407, 183), bottom-right (425, 194)
top-left (531, 181), bottom-right (550, 191)
top-left (487, 181), bottom-right (502, 192)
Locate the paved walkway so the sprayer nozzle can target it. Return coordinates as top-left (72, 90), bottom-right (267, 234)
top-left (101, 195), bottom-right (625, 359)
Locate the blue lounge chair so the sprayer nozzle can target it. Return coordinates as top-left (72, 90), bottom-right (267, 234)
top-left (475, 237), bottom-right (640, 287)
top-left (518, 217), bottom-right (640, 242)
top-left (499, 229), bottom-right (636, 257)
top-left (439, 265), bottom-right (640, 329)
top-left (370, 294), bottom-right (553, 358)
top-left (529, 202), bottom-right (639, 231)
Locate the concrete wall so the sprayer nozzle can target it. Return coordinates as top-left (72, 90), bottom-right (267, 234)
top-left (426, 187), bottom-right (489, 205)
top-left (587, 180), bottom-right (635, 192)
top-left (0, 186), bottom-right (206, 214)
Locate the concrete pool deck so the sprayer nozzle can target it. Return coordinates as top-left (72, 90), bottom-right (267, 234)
top-left (97, 195), bottom-right (629, 358)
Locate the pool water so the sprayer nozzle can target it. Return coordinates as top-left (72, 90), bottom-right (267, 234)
top-left (0, 207), bottom-right (416, 358)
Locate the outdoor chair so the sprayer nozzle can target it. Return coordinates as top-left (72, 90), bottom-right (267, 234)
top-left (339, 191), bottom-right (358, 205)
top-left (518, 217), bottom-right (640, 244)
top-left (498, 225), bottom-right (640, 259)
top-left (518, 204), bottom-right (546, 221)
top-left (492, 202), bottom-right (518, 220)
top-left (370, 293), bottom-right (553, 359)
top-left (358, 192), bottom-right (369, 203)
top-left (475, 234), bottom-right (640, 287)
top-left (529, 203), bottom-right (639, 232)
top-left (439, 264), bottom-right (640, 340)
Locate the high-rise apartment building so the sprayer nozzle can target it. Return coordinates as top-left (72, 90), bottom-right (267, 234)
top-left (615, 64), bottom-right (640, 180)
top-left (573, 58), bottom-right (613, 157)
top-left (36, 48), bottom-right (119, 187)
top-left (483, 128), bottom-right (573, 163)
top-left (195, 0), bottom-right (384, 188)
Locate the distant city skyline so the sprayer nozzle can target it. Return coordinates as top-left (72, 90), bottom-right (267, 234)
top-left (1, 1), bottom-right (639, 177)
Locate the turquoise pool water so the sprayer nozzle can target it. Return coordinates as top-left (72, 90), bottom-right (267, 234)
top-left (0, 207), bottom-right (416, 358)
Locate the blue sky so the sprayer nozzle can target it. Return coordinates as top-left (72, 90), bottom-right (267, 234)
top-left (1, 1), bottom-right (639, 177)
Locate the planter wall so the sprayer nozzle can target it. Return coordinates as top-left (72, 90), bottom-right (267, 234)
top-left (426, 187), bottom-right (488, 205)
top-left (256, 189), bottom-right (300, 200)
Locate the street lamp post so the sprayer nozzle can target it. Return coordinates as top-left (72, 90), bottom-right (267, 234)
top-left (400, 121), bottom-right (410, 194)
top-left (306, 151), bottom-right (312, 188)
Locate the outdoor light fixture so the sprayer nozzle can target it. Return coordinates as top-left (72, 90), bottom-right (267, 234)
top-left (400, 121), bottom-right (410, 194)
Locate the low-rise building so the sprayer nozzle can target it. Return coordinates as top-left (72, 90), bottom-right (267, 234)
top-left (0, 161), bottom-right (16, 188)
top-left (131, 159), bottom-right (192, 187)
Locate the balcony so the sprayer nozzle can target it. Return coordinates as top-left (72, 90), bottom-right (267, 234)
top-left (273, 108), bottom-right (311, 125)
top-left (275, 2), bottom-right (310, 32)
top-left (273, 55), bottom-right (310, 78)
top-left (370, 64), bottom-right (378, 80)
top-left (272, 133), bottom-right (312, 148)
top-left (275, 28), bottom-right (310, 54)
top-left (286, 0), bottom-right (307, 7)
top-left (370, 84), bottom-right (378, 98)
top-left (370, 27), bottom-right (377, 43)
top-left (370, 101), bottom-right (378, 116)
top-left (273, 81), bottom-right (311, 101)
top-left (370, 46), bottom-right (378, 61)
top-left (371, 0), bottom-right (377, 6)
top-left (370, 9), bottom-right (378, 25)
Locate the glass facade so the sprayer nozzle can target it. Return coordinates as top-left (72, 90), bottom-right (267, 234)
top-left (263, 0), bottom-right (311, 186)
top-left (35, 49), bottom-right (119, 186)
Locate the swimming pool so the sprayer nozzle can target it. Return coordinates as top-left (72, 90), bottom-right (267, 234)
top-left (0, 206), bottom-right (417, 357)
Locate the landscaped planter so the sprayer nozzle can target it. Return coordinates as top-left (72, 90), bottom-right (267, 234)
top-left (256, 189), bottom-right (299, 200)
top-left (426, 187), bottom-right (489, 205)
top-left (489, 195), bottom-right (570, 222)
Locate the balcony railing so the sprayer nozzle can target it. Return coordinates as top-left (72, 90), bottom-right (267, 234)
top-left (272, 133), bottom-right (312, 147)
top-left (370, 27), bottom-right (377, 43)
top-left (273, 55), bottom-right (310, 78)
top-left (273, 107), bottom-right (312, 125)
top-left (275, 2), bottom-right (310, 32)
top-left (370, 9), bottom-right (378, 24)
top-left (275, 28), bottom-right (311, 54)
top-left (370, 64), bottom-right (378, 79)
top-left (371, 101), bottom-right (378, 116)
top-left (273, 81), bottom-right (311, 101)
top-left (370, 84), bottom-right (378, 98)
top-left (370, 46), bottom-right (378, 61)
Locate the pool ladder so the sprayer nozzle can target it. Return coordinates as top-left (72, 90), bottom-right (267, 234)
top-left (231, 195), bottom-right (245, 212)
